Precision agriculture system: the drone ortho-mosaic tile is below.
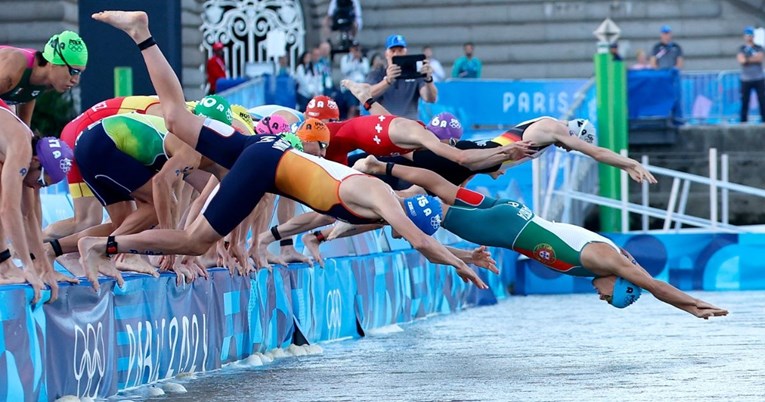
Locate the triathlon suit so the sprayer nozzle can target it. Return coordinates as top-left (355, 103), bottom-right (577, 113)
top-left (74, 113), bottom-right (169, 206)
top-left (352, 139), bottom-right (504, 190)
top-left (325, 115), bottom-right (411, 165)
top-left (441, 187), bottom-right (619, 277)
top-left (489, 116), bottom-right (555, 170)
top-left (194, 121), bottom-right (380, 236)
top-left (0, 47), bottom-right (47, 131)
top-left (60, 96), bottom-right (160, 198)
top-left (0, 47), bottom-right (47, 106)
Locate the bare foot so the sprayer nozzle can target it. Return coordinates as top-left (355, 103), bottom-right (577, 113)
top-left (265, 249), bottom-right (287, 266)
top-left (280, 246), bottom-right (312, 266)
top-left (326, 222), bottom-right (357, 241)
top-left (0, 263), bottom-right (42, 303)
top-left (351, 155), bottom-right (384, 175)
top-left (148, 255), bottom-right (163, 268)
top-left (91, 11), bottom-right (151, 43)
top-left (300, 233), bottom-right (325, 268)
top-left (115, 254), bottom-right (159, 278)
top-left (56, 253), bottom-right (86, 277)
top-left (341, 79), bottom-right (372, 102)
top-left (78, 237), bottom-right (125, 291)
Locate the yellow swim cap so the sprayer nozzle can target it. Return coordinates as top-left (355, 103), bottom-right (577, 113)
top-left (231, 104), bottom-right (255, 135)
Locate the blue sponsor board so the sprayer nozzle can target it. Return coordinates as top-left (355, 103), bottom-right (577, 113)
top-left (419, 79), bottom-right (592, 128)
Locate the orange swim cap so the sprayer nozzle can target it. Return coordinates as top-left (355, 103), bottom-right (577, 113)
top-left (296, 118), bottom-right (330, 143)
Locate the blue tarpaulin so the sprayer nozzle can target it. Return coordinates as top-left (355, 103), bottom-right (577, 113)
top-left (627, 69), bottom-right (682, 119)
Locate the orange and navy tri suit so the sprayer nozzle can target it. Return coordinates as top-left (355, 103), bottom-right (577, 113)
top-left (195, 120), bottom-right (379, 236)
top-left (60, 96), bottom-right (160, 198)
top-left (324, 115), bottom-right (411, 165)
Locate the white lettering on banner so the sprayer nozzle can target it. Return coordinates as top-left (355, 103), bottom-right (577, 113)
top-left (73, 322), bottom-right (106, 398)
top-left (502, 91), bottom-right (570, 115)
top-left (326, 289), bottom-right (342, 339)
top-left (124, 314), bottom-right (208, 389)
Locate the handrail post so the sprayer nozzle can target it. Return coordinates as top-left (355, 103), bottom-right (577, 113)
top-left (664, 178), bottom-right (681, 231)
top-left (563, 153), bottom-right (572, 223)
top-left (620, 150), bottom-right (629, 233)
top-left (532, 158), bottom-right (540, 215)
top-left (674, 179), bottom-right (692, 232)
top-left (709, 148), bottom-right (718, 229)
top-left (721, 153), bottom-right (729, 226)
top-left (541, 151), bottom-right (562, 219)
top-left (641, 155), bottom-right (650, 232)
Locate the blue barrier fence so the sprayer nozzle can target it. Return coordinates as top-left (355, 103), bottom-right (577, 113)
top-left (218, 70), bottom-right (755, 126)
top-left (681, 70), bottom-right (762, 124)
top-left (4, 229), bottom-right (765, 399)
top-left (15, 187), bottom-right (765, 399)
top-left (0, 249), bottom-right (494, 401)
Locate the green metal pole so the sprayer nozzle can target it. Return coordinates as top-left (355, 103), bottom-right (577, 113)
top-left (594, 42), bottom-right (619, 232)
top-left (611, 57), bottom-right (629, 229)
top-left (114, 67), bottom-right (133, 97)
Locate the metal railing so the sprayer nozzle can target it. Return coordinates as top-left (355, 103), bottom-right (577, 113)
top-left (681, 70), bottom-right (762, 124)
top-left (537, 147), bottom-right (765, 233)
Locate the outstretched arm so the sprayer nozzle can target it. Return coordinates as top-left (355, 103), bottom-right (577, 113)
top-left (558, 135), bottom-right (657, 184)
top-left (352, 155), bottom-right (459, 204)
top-left (586, 244), bottom-right (728, 319)
top-left (363, 183), bottom-right (487, 289)
top-left (445, 245), bottom-right (498, 274)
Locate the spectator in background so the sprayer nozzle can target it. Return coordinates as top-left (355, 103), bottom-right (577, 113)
top-left (737, 26), bottom-right (765, 123)
top-left (452, 42), bottom-right (482, 78)
top-left (650, 25), bottom-right (683, 69)
top-left (295, 50), bottom-right (322, 111)
top-left (630, 49), bottom-right (653, 70)
top-left (340, 41), bottom-right (369, 118)
top-left (369, 52), bottom-right (385, 71)
top-left (206, 42), bottom-right (227, 94)
top-left (609, 41), bottom-right (623, 62)
top-left (277, 55), bottom-right (290, 76)
top-left (316, 41), bottom-right (336, 95)
top-left (366, 34), bottom-right (437, 120)
top-left (423, 45), bottom-right (446, 82)
top-left (323, 0), bottom-right (362, 44)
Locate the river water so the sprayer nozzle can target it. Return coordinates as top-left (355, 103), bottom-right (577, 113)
top-left (126, 291), bottom-right (764, 402)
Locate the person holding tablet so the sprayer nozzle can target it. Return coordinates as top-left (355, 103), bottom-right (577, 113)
top-left (365, 34), bottom-right (436, 120)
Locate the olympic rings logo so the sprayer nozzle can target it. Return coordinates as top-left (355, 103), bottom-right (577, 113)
top-left (67, 39), bottom-right (85, 52)
top-left (73, 322), bottom-right (106, 398)
top-left (325, 289), bottom-right (342, 339)
top-left (60, 157), bottom-right (73, 174)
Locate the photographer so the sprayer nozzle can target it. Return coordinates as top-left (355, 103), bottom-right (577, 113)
top-left (737, 26), bottom-right (765, 123)
top-left (365, 34), bottom-right (437, 120)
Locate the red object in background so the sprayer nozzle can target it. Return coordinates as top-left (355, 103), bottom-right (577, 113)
top-left (207, 43), bottom-right (226, 94)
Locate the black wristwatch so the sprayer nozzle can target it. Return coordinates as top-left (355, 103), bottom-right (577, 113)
top-left (424, 76), bottom-right (434, 83)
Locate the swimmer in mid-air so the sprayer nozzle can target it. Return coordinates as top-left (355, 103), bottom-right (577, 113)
top-left (350, 155), bottom-right (728, 319)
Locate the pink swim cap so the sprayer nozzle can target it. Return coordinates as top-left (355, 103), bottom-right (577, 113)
top-left (255, 114), bottom-right (290, 135)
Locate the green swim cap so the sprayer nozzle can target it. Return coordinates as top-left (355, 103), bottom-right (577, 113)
top-left (43, 31), bottom-right (88, 66)
top-left (280, 132), bottom-right (304, 151)
top-left (194, 95), bottom-right (233, 125)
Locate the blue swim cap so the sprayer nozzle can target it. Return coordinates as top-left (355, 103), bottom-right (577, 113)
top-left (610, 277), bottom-right (642, 308)
top-left (403, 195), bottom-right (442, 236)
